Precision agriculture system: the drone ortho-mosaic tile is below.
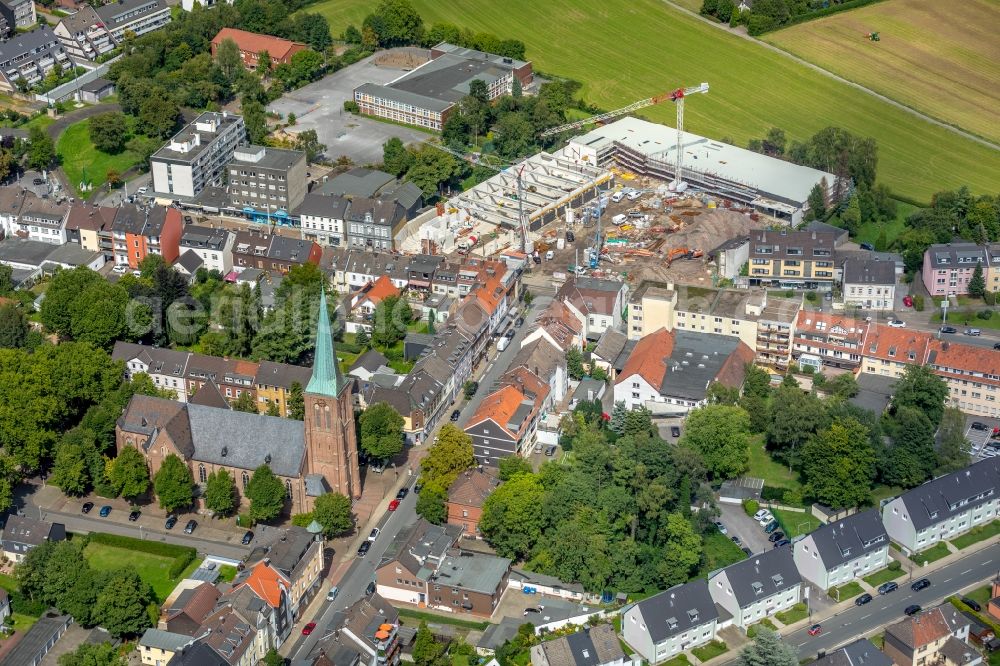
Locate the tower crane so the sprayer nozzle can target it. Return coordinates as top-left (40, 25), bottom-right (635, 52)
top-left (539, 82), bottom-right (709, 191)
top-left (418, 140), bottom-right (532, 255)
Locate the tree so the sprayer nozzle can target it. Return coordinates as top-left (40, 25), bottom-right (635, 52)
top-left (109, 445), bottom-right (149, 500)
top-left (657, 513), bottom-right (702, 587)
top-left (88, 112), bottom-right (128, 154)
top-left (266, 402), bottom-right (282, 417)
top-left (768, 383), bottom-right (828, 463)
top-left (737, 629), bottom-right (798, 666)
top-left (463, 381), bottom-right (478, 400)
top-left (566, 347), bottom-right (585, 380)
top-left (43, 541), bottom-right (87, 609)
top-left (138, 96), bottom-right (180, 139)
top-left (608, 401), bottom-right (628, 435)
top-left (421, 424), bottom-right (474, 487)
top-left (892, 364), bottom-right (948, 427)
top-left (415, 484), bottom-right (447, 524)
top-left (294, 129), bottom-right (326, 163)
top-left (262, 648), bottom-right (284, 666)
top-left (106, 169), bottom-right (122, 188)
top-left (763, 127), bottom-right (786, 156)
top-left (706, 381), bottom-right (739, 405)
top-left (27, 127), bottom-right (55, 170)
top-left (841, 193), bottom-right (862, 234)
top-left (359, 402), bottom-right (405, 462)
top-left (936, 407), bottom-right (971, 474)
top-left (479, 472), bottom-right (545, 559)
top-left (362, 0), bottom-right (424, 47)
top-left (492, 112), bottom-right (535, 160)
top-left (355, 326), bottom-right (370, 349)
top-left (255, 49), bottom-right (272, 75)
top-left (50, 435), bottom-right (91, 495)
top-left (59, 642), bottom-right (126, 666)
top-left (288, 381), bottom-right (304, 420)
top-left (807, 182), bottom-right (827, 221)
top-left (802, 418), bottom-right (876, 508)
top-left (969, 261), bottom-right (986, 298)
top-left (885, 406), bottom-right (937, 488)
top-left (93, 568), bottom-right (154, 637)
top-left (214, 38), bottom-right (243, 83)
top-left (204, 468), bottom-right (237, 516)
top-left (680, 405), bottom-right (751, 479)
top-left (404, 144), bottom-right (461, 198)
top-left (313, 492), bottom-right (353, 537)
top-left (69, 280), bottom-right (135, 349)
top-left (231, 391), bottom-right (258, 413)
top-left (827, 372), bottom-right (859, 399)
top-left (382, 137), bottom-right (412, 177)
top-left (0, 263), bottom-right (13, 295)
top-left (0, 303), bottom-right (28, 348)
top-left (153, 453), bottom-right (194, 513)
top-left (413, 622), bottom-right (446, 666)
top-left (498, 456), bottom-right (532, 480)
top-left (246, 464), bottom-right (286, 522)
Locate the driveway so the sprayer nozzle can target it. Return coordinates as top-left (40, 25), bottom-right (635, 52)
top-left (718, 502), bottom-right (772, 555)
top-left (268, 49), bottom-right (432, 165)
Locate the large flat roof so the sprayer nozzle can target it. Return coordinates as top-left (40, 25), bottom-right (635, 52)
top-left (569, 116), bottom-right (836, 206)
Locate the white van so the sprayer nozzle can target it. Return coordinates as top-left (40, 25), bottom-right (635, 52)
top-left (497, 337), bottom-right (510, 352)
top-left (545, 250), bottom-right (554, 260)
top-left (626, 189), bottom-right (642, 201)
top-left (611, 191), bottom-right (625, 203)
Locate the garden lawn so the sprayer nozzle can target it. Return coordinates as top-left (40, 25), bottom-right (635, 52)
top-left (396, 607), bottom-right (488, 630)
top-left (775, 602), bottom-right (808, 625)
top-left (852, 200), bottom-right (918, 249)
top-left (931, 309), bottom-right (1000, 329)
top-left (863, 566), bottom-right (904, 587)
top-left (748, 435), bottom-right (802, 493)
top-left (746, 618), bottom-right (777, 638)
top-left (83, 542), bottom-right (201, 602)
top-left (965, 586), bottom-right (991, 608)
top-left (304, 0), bottom-right (1000, 202)
top-left (910, 542), bottom-right (951, 566)
top-left (950, 520), bottom-right (1000, 550)
top-left (828, 581), bottom-right (864, 601)
top-left (699, 531), bottom-right (747, 576)
top-left (764, 0), bottom-right (1000, 144)
top-left (56, 120), bottom-right (141, 197)
top-left (0, 571), bottom-right (19, 591)
top-left (772, 508), bottom-right (820, 538)
top-left (661, 656), bottom-right (692, 666)
top-left (691, 640), bottom-right (728, 661)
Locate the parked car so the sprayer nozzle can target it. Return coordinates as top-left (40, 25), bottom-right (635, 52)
top-left (128, 510), bottom-right (141, 521)
top-left (764, 520), bottom-right (780, 534)
top-left (911, 578), bottom-right (931, 591)
top-left (753, 509), bottom-right (770, 522)
top-left (888, 319), bottom-right (906, 328)
top-left (565, 231), bottom-right (575, 243)
top-left (903, 295), bottom-right (914, 308)
top-left (994, 343), bottom-right (1000, 351)
top-left (184, 519), bottom-right (197, 534)
top-left (32, 178), bottom-right (44, 186)
top-left (450, 410), bottom-right (461, 422)
top-left (731, 536), bottom-right (742, 546)
top-left (714, 521), bottom-right (728, 535)
top-left (165, 515), bottom-right (178, 530)
top-left (82, 502), bottom-right (94, 514)
top-left (878, 581), bottom-right (899, 595)
top-left (365, 580), bottom-right (377, 596)
top-left (904, 604), bottom-right (922, 616)
top-left (773, 538), bottom-right (791, 548)
top-left (302, 622), bottom-right (317, 635)
top-left (855, 593), bottom-right (873, 606)
top-left (327, 586), bottom-right (339, 601)
top-left (965, 328), bottom-right (982, 336)
top-left (962, 597), bottom-right (982, 612)
top-left (670, 425), bottom-right (681, 437)
top-left (112, 264), bottom-right (128, 274)
top-left (808, 624), bottom-right (823, 636)
top-left (368, 528), bottom-right (380, 542)
top-left (741, 547), bottom-right (753, 556)
top-left (241, 530), bottom-right (254, 545)
top-left (396, 487), bottom-right (409, 500)
top-left (99, 505), bottom-right (112, 517)
top-left (768, 531), bottom-right (786, 543)
top-left (545, 445), bottom-right (557, 456)
top-left (972, 422), bottom-right (989, 431)
top-left (860, 242), bottom-right (875, 251)
top-left (758, 513), bottom-right (775, 526)
top-left (941, 326), bottom-right (958, 334)
top-left (388, 499), bottom-right (400, 511)
top-left (357, 541), bottom-right (371, 557)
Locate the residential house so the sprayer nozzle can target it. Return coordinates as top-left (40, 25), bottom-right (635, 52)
top-left (806, 638), bottom-right (892, 666)
top-left (986, 243), bottom-right (1000, 294)
top-left (64, 203), bottom-right (115, 259)
top-left (152, 112), bottom-right (247, 200)
top-left (198, 604), bottom-right (267, 666)
top-left (531, 624), bottom-right (629, 666)
top-left (227, 145), bottom-right (307, 214)
top-left (95, 0), bottom-right (170, 42)
top-left (858, 324), bottom-right (931, 380)
top-left (989, 577), bottom-right (1000, 623)
top-left (160, 582), bottom-right (221, 635)
top-left (298, 193), bottom-right (349, 247)
top-left (711, 236), bottom-right (750, 280)
top-left (922, 243), bottom-right (988, 297)
top-left (883, 606), bottom-right (981, 666)
top-left (217, 584), bottom-right (280, 656)
top-left (708, 548), bottom-right (802, 629)
top-left (923, 336), bottom-right (1000, 418)
top-left (347, 349), bottom-right (391, 382)
top-left (0, 588), bottom-right (9, 628)
top-left (556, 276), bottom-right (627, 340)
top-left (613, 328), bottom-right (754, 413)
top-left (255, 360), bottom-right (312, 417)
top-left (0, 514), bottom-right (66, 563)
top-left (254, 526), bottom-right (325, 618)
top-left (621, 580), bottom-right (719, 663)
top-left (793, 509), bottom-right (890, 590)
top-left (180, 225), bottom-right (234, 275)
top-left (112, 204), bottom-right (183, 269)
top-left (0, 237), bottom-right (102, 285)
top-left (841, 258), bottom-right (897, 311)
top-left (375, 519), bottom-right (461, 607)
top-left (882, 457), bottom-right (1000, 555)
top-left (521, 300), bottom-right (584, 353)
top-left (0, 0), bottom-right (36, 37)
top-left (2, 612), bottom-right (72, 666)
top-left (426, 549), bottom-right (511, 617)
top-left (464, 379), bottom-right (549, 466)
top-left (230, 561), bottom-right (294, 645)
top-left (510, 338), bottom-right (568, 404)
top-left (53, 6), bottom-right (114, 60)
top-left (164, 642), bottom-right (230, 666)
top-left (210, 27), bottom-right (307, 69)
top-left (591, 329), bottom-right (628, 380)
top-left (447, 467), bottom-right (500, 537)
top-left (113, 341), bottom-right (192, 400)
top-left (231, 229), bottom-right (322, 274)
top-left (139, 628), bottom-right (194, 666)
top-left (792, 311), bottom-right (872, 372)
top-left (13, 189), bottom-right (69, 244)
top-left (312, 593), bottom-right (402, 666)
top-left (746, 228), bottom-right (838, 290)
top-left (0, 27), bottom-right (70, 93)
top-left (349, 274), bottom-right (401, 319)
top-left (344, 196), bottom-right (408, 252)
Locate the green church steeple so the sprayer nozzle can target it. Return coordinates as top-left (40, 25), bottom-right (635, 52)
top-left (306, 288), bottom-right (343, 397)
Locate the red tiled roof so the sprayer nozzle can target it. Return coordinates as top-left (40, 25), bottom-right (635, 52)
top-left (212, 28), bottom-right (305, 60)
top-left (927, 337), bottom-right (1000, 384)
top-left (465, 385), bottom-right (527, 438)
top-left (448, 468), bottom-right (499, 508)
top-left (715, 341), bottom-right (755, 387)
top-left (865, 324), bottom-right (931, 364)
top-left (617, 328), bottom-right (674, 390)
top-left (886, 607), bottom-right (951, 649)
top-left (244, 562), bottom-right (288, 608)
top-left (362, 275), bottom-right (400, 306)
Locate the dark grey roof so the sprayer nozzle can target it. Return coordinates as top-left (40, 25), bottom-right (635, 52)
top-left (849, 373), bottom-right (895, 414)
top-left (478, 618), bottom-right (520, 651)
top-left (808, 638), bottom-right (892, 666)
top-left (1, 515), bottom-right (65, 549)
top-left (320, 168), bottom-right (396, 198)
top-left (42, 244), bottom-right (101, 268)
top-left (896, 457), bottom-right (1000, 531)
top-left (0, 27), bottom-right (62, 65)
top-left (295, 192), bottom-right (350, 219)
top-left (165, 640), bottom-right (229, 666)
top-left (925, 243), bottom-right (986, 270)
top-left (176, 249), bottom-right (204, 275)
top-left (381, 181), bottom-right (423, 210)
top-left (230, 145), bottom-right (304, 171)
top-left (662, 330), bottom-right (742, 400)
top-left (751, 228), bottom-right (838, 260)
top-left (95, 0), bottom-right (167, 26)
top-left (541, 625), bottom-right (625, 666)
top-left (842, 258), bottom-right (895, 286)
top-left (714, 547), bottom-right (801, 606)
top-left (629, 580), bottom-right (718, 642)
top-left (428, 550), bottom-right (510, 595)
top-left (81, 77), bottom-right (115, 93)
top-left (304, 473), bottom-right (329, 497)
top-left (803, 221), bottom-right (848, 243)
top-left (181, 225), bottom-right (231, 251)
top-left (592, 328), bottom-right (627, 363)
top-left (140, 628), bottom-right (193, 652)
top-left (350, 349), bottom-right (389, 373)
top-left (0, 238), bottom-right (57, 266)
top-left (186, 404), bottom-right (305, 476)
top-left (807, 508), bottom-right (887, 569)
top-left (3, 612), bottom-right (72, 666)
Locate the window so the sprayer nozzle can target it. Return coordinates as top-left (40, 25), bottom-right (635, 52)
top-left (199, 465), bottom-right (206, 482)
top-left (286, 479), bottom-right (292, 498)
top-left (242, 471), bottom-right (249, 490)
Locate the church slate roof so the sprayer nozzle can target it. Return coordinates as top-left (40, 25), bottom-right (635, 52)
top-left (187, 404), bottom-right (305, 477)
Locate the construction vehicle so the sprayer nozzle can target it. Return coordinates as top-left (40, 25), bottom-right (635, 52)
top-left (866, 31), bottom-right (880, 41)
top-left (665, 247), bottom-right (704, 267)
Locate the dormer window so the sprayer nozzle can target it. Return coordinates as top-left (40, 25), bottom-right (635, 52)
top-left (772, 574), bottom-right (783, 587)
top-left (666, 617), bottom-right (678, 630)
top-left (752, 582), bottom-right (763, 595)
top-left (687, 609), bottom-right (699, 623)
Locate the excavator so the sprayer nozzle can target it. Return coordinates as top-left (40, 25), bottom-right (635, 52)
top-left (666, 247), bottom-right (704, 267)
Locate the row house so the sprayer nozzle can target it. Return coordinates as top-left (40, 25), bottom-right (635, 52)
top-left (232, 229), bottom-right (322, 275)
top-left (793, 508), bottom-right (890, 590)
top-left (464, 371), bottom-right (549, 466)
top-left (708, 547), bottom-right (802, 630)
top-left (747, 227), bottom-right (838, 291)
top-left (531, 625), bottom-right (630, 666)
top-left (53, 6), bottom-right (114, 60)
top-left (64, 203), bottom-right (116, 259)
top-left (622, 580), bottom-right (720, 664)
top-left (793, 311), bottom-right (871, 372)
top-left (521, 299), bottom-right (585, 353)
top-left (922, 243), bottom-right (989, 297)
top-left (883, 605), bottom-right (981, 666)
top-left (112, 204), bottom-right (182, 269)
top-left (807, 639), bottom-right (892, 666)
top-left (841, 258), bottom-right (897, 312)
top-left (95, 0), bottom-right (170, 42)
top-left (0, 188), bottom-right (69, 244)
top-left (882, 456), bottom-right (999, 555)
top-left (114, 342), bottom-right (191, 399)
top-left (296, 193), bottom-right (410, 251)
top-left (0, 27), bottom-right (69, 93)
top-left (509, 338), bottom-right (568, 404)
top-left (447, 467), bottom-right (499, 538)
top-left (299, 193), bottom-right (349, 247)
top-left (179, 225), bottom-right (234, 275)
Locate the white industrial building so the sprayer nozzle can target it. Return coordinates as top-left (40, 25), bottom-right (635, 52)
top-left (559, 116), bottom-right (838, 226)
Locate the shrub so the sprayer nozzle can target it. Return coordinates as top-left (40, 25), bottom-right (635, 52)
top-left (9, 589), bottom-right (47, 617)
top-left (343, 100), bottom-right (359, 113)
top-left (913, 294), bottom-right (925, 311)
top-left (761, 486), bottom-right (789, 503)
top-left (985, 292), bottom-right (997, 306)
top-left (743, 498), bottom-right (760, 516)
top-left (805, 291), bottom-right (818, 302)
top-left (978, 309), bottom-right (992, 320)
top-left (168, 550), bottom-right (195, 579)
top-left (88, 532), bottom-right (196, 561)
top-left (784, 488), bottom-right (804, 506)
top-left (785, 290), bottom-right (794, 298)
top-left (888, 560), bottom-right (902, 571)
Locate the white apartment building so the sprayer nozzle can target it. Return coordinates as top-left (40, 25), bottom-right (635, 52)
top-left (151, 112), bottom-right (246, 199)
top-left (179, 225), bottom-right (234, 274)
top-left (793, 509), bottom-right (890, 590)
top-left (621, 581), bottom-right (719, 664)
top-left (708, 548), bottom-right (802, 629)
top-left (95, 0), bottom-right (170, 42)
top-left (297, 193), bottom-right (348, 246)
top-left (842, 258), bottom-right (897, 312)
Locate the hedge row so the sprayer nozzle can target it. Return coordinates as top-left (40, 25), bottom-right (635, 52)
top-left (758, 0), bottom-right (889, 33)
top-left (168, 551), bottom-right (196, 579)
top-left (88, 532), bottom-right (197, 561)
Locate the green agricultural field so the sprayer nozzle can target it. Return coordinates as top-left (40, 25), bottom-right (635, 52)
top-left (307, 0), bottom-right (1000, 203)
top-left (765, 0), bottom-right (1000, 144)
top-left (56, 120), bottom-right (141, 197)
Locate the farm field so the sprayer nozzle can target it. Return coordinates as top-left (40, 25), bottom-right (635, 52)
top-left (765, 0), bottom-right (1000, 145)
top-left (306, 0), bottom-right (1000, 203)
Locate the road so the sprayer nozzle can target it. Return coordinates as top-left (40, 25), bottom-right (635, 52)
top-left (723, 541), bottom-right (1000, 663)
top-left (287, 282), bottom-right (554, 661)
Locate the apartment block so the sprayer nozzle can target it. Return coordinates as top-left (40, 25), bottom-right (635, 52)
top-left (0, 0), bottom-right (36, 37)
top-left (922, 243), bottom-right (988, 297)
top-left (179, 225), bottom-right (234, 275)
top-left (708, 548), bottom-right (802, 629)
top-left (53, 5), bottom-right (115, 60)
top-left (0, 27), bottom-right (69, 93)
top-left (211, 27), bottom-right (306, 69)
top-left (842, 258), bottom-right (897, 311)
top-left (747, 228), bottom-right (838, 290)
top-left (95, 0), bottom-right (170, 42)
top-left (622, 581), bottom-right (719, 663)
top-left (152, 112), bottom-right (247, 199)
top-left (793, 509), bottom-right (890, 590)
top-left (227, 145), bottom-right (307, 214)
top-left (111, 204), bottom-right (182, 269)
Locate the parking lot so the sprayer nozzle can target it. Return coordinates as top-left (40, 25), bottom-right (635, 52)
top-left (717, 502), bottom-right (775, 555)
top-left (964, 415), bottom-right (1000, 459)
top-left (268, 49), bottom-right (432, 164)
